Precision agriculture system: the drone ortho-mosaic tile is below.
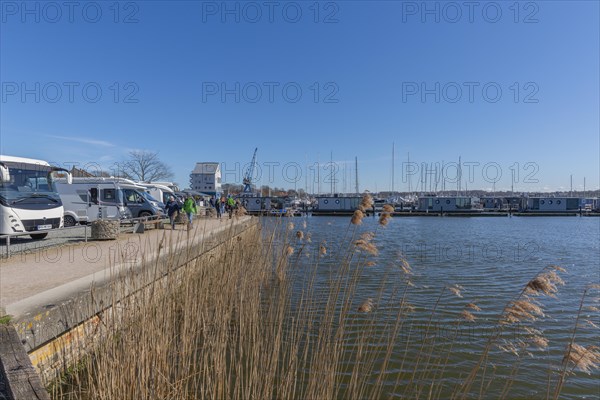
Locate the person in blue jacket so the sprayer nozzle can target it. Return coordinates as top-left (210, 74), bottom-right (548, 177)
top-left (165, 196), bottom-right (181, 229)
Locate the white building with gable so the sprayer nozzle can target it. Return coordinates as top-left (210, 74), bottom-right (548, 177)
top-left (190, 162), bottom-right (221, 196)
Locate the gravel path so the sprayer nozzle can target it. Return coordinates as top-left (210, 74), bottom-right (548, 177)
top-left (1, 226), bottom-right (91, 258)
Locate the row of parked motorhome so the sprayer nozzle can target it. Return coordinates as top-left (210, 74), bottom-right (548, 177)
top-left (0, 155), bottom-right (184, 238)
top-left (54, 177), bottom-right (177, 226)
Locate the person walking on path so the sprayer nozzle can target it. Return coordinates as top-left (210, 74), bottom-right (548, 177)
top-left (213, 196), bottom-right (222, 219)
top-left (226, 195), bottom-right (236, 219)
top-left (220, 196), bottom-right (226, 216)
top-left (165, 196), bottom-right (181, 230)
top-left (183, 195), bottom-right (198, 229)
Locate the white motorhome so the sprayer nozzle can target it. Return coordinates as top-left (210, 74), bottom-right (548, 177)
top-left (140, 182), bottom-right (175, 205)
top-left (149, 181), bottom-right (180, 193)
top-left (55, 177), bottom-right (164, 226)
top-left (0, 155), bottom-right (72, 239)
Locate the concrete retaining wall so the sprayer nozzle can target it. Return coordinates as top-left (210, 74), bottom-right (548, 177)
top-left (2, 217), bottom-right (258, 388)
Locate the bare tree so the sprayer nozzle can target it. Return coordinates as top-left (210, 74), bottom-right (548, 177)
top-left (119, 151), bottom-right (174, 182)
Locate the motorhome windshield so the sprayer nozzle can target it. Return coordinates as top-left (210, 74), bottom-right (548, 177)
top-left (0, 163), bottom-right (60, 205)
top-left (141, 191), bottom-right (160, 203)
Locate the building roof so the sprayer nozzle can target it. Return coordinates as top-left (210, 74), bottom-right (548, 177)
top-left (70, 167), bottom-right (95, 177)
top-left (191, 162), bottom-right (220, 174)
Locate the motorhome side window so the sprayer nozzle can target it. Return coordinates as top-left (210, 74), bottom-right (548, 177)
top-left (90, 188), bottom-right (99, 204)
top-left (103, 189), bottom-right (116, 201)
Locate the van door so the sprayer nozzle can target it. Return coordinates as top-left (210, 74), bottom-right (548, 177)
top-left (100, 188), bottom-right (121, 218)
top-left (87, 187), bottom-right (101, 222)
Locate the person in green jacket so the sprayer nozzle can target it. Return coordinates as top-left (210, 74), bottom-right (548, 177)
top-left (226, 195), bottom-right (235, 219)
top-left (183, 195), bottom-right (198, 228)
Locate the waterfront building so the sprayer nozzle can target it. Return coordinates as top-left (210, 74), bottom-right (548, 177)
top-left (190, 162), bottom-right (221, 197)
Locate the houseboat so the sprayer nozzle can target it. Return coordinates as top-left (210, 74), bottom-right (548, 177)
top-left (311, 195), bottom-right (363, 215)
top-left (480, 196), bottom-right (524, 211)
top-left (417, 196), bottom-right (480, 213)
top-left (523, 197), bottom-right (581, 213)
top-left (238, 196), bottom-right (301, 216)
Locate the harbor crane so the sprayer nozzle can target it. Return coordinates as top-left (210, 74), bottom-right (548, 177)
top-left (243, 148), bottom-right (258, 193)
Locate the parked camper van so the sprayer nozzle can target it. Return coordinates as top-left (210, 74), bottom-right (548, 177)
top-left (139, 182), bottom-right (175, 206)
top-left (0, 155), bottom-right (72, 239)
top-left (55, 177), bottom-right (164, 226)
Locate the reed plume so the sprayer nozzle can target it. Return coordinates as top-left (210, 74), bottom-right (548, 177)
top-left (358, 193), bottom-right (373, 212)
top-left (382, 204), bottom-right (394, 213)
top-left (357, 298), bottom-right (374, 313)
top-left (448, 285), bottom-right (463, 298)
top-left (502, 299), bottom-right (545, 324)
top-left (351, 209), bottom-right (365, 225)
top-left (319, 243), bottom-right (327, 255)
top-left (354, 232), bottom-right (378, 256)
top-left (563, 343), bottom-right (600, 374)
top-left (460, 310), bottom-right (476, 322)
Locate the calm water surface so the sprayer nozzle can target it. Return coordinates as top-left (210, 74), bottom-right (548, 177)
top-left (267, 215), bottom-right (600, 399)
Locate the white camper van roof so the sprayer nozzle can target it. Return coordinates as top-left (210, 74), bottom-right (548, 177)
top-left (58, 177), bottom-right (146, 189)
top-left (139, 182), bottom-right (174, 193)
top-left (0, 155), bottom-right (52, 166)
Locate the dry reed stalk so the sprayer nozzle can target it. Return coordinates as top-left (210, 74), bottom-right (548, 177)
top-left (552, 284), bottom-right (600, 399)
top-left (454, 265), bottom-right (566, 400)
top-left (50, 219), bottom-right (595, 400)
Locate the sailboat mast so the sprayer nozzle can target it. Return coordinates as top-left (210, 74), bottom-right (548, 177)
top-left (391, 142), bottom-right (395, 194)
top-left (355, 156), bottom-right (359, 194)
top-left (331, 151), bottom-right (334, 195)
top-left (407, 152), bottom-right (411, 194)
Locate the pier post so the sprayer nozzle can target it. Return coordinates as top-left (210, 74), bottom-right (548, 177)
top-left (0, 325), bottom-right (49, 400)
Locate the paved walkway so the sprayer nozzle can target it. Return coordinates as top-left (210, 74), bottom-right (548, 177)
top-left (0, 216), bottom-right (251, 317)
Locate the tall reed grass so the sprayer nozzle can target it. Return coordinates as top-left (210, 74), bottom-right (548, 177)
top-left (50, 202), bottom-right (599, 399)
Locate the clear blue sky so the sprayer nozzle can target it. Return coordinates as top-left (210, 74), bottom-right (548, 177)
top-left (1, 1), bottom-right (598, 193)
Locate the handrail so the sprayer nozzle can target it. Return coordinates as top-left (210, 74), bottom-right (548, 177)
top-left (1, 225), bottom-right (89, 258)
